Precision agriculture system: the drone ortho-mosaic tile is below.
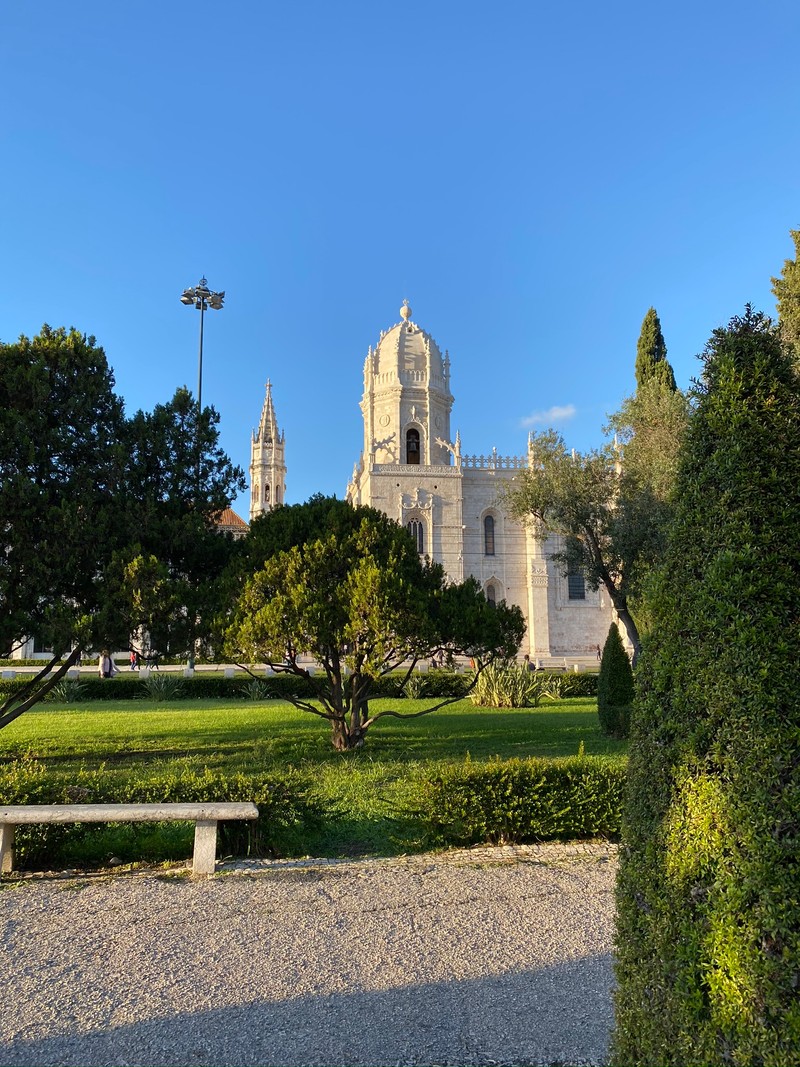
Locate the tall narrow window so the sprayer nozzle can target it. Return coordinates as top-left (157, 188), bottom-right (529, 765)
top-left (406, 519), bottom-right (424, 554)
top-left (484, 514), bottom-right (495, 556)
top-left (567, 571), bottom-right (586, 600)
top-left (486, 583), bottom-right (497, 607)
top-left (406, 428), bottom-right (421, 465)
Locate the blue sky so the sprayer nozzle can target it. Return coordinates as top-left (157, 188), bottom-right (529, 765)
top-left (2, 1), bottom-right (799, 517)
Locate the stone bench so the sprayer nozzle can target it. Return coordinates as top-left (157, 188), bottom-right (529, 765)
top-left (0, 802), bottom-right (259, 877)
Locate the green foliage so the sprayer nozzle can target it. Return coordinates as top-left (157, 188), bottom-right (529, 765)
top-left (542, 672), bottom-right (595, 698)
top-left (394, 668), bottom-right (472, 700)
top-left (597, 623), bottom-right (633, 738)
top-left (238, 679), bottom-right (274, 701)
top-left (0, 700), bottom-right (628, 864)
top-left (139, 673), bottom-right (186, 701)
top-left (47, 679), bottom-right (88, 703)
top-left (414, 756), bottom-right (625, 846)
top-left (502, 429), bottom-right (642, 661)
top-left (0, 327), bottom-right (245, 727)
top-left (403, 673), bottom-right (429, 699)
top-left (635, 307), bottom-right (676, 391)
top-left (0, 758), bottom-right (322, 867)
top-left (771, 228), bottom-right (800, 358)
top-left (612, 307), bottom-right (800, 1066)
top-left (468, 665), bottom-right (596, 707)
top-left (1, 669), bottom-right (590, 706)
top-left (115, 388), bottom-right (246, 659)
top-left (227, 498), bottom-right (524, 750)
top-left (469, 662), bottom-right (556, 708)
top-left (607, 380), bottom-right (690, 632)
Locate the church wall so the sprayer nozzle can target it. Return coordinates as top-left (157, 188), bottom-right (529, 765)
top-left (541, 534), bottom-right (616, 656)
top-left (460, 467), bottom-right (529, 618)
top-left (363, 465), bottom-right (465, 580)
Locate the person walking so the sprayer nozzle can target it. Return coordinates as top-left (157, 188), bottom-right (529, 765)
top-left (98, 650), bottom-right (118, 679)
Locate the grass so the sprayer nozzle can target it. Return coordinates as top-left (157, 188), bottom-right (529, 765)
top-left (0, 696), bottom-right (623, 769)
top-left (0, 696), bottom-right (628, 863)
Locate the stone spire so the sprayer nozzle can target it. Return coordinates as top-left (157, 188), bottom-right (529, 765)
top-left (250, 379), bottom-right (287, 521)
top-left (255, 379), bottom-right (281, 445)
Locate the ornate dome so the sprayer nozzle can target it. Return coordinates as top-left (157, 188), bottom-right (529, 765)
top-left (372, 305), bottom-right (446, 380)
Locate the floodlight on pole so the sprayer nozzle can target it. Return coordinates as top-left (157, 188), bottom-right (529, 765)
top-left (179, 276), bottom-right (225, 416)
top-left (179, 276), bottom-right (224, 672)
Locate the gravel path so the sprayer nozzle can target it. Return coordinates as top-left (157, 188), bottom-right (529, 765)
top-left (0, 842), bottom-right (617, 1067)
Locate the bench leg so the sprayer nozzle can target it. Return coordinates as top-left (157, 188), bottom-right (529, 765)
top-left (0, 824), bottom-right (14, 874)
top-left (193, 820), bottom-right (218, 876)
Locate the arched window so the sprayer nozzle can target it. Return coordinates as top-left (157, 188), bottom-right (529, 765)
top-left (486, 583), bottom-right (497, 607)
top-left (406, 519), bottom-right (424, 553)
top-left (264, 484), bottom-right (271, 503)
top-left (567, 570), bottom-right (586, 600)
top-left (406, 428), bottom-right (421, 465)
top-left (484, 514), bottom-right (495, 556)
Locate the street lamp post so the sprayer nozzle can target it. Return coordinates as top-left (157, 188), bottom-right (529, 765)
top-left (180, 276), bottom-right (225, 420)
top-left (179, 277), bottom-right (224, 671)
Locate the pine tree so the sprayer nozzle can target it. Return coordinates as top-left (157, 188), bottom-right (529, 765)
top-left (612, 307), bottom-right (800, 1065)
top-left (635, 307), bottom-right (676, 392)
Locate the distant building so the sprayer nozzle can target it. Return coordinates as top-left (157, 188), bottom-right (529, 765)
top-left (247, 301), bottom-right (618, 661)
top-left (214, 507), bottom-right (249, 540)
top-left (342, 301), bottom-right (617, 661)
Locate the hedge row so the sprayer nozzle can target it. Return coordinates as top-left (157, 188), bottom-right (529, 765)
top-left (0, 754), bottom-right (623, 869)
top-left (0, 759), bottom-right (322, 867)
top-left (0, 670), bottom-right (598, 703)
top-left (414, 756), bottom-right (625, 846)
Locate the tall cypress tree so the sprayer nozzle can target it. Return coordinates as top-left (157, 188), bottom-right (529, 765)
top-left (635, 307), bottom-right (676, 392)
top-left (771, 228), bottom-right (800, 359)
top-left (597, 622), bottom-right (634, 738)
top-left (612, 307), bottom-right (800, 1064)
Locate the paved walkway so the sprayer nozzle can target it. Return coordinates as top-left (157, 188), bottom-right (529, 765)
top-left (0, 842), bottom-right (618, 1066)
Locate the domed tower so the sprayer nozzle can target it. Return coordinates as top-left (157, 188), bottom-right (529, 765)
top-left (348, 301), bottom-right (464, 580)
top-left (360, 300), bottom-right (454, 468)
top-left (250, 380), bottom-right (286, 521)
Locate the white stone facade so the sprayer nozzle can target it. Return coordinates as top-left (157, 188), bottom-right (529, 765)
top-left (345, 303), bottom-right (617, 660)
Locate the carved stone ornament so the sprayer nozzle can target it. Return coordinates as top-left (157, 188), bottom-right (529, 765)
top-left (530, 565), bottom-right (549, 587)
top-left (401, 488), bottom-right (433, 511)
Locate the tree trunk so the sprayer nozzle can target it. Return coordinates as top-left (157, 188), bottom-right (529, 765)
top-left (330, 717), bottom-right (365, 751)
top-left (606, 593), bottom-right (641, 667)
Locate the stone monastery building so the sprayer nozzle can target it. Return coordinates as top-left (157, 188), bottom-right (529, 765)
top-left (251, 301), bottom-right (617, 661)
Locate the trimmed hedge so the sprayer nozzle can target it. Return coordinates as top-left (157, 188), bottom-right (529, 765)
top-left (414, 756), bottom-right (625, 846)
top-left (0, 759), bottom-right (322, 868)
top-left (0, 667), bottom-right (598, 706)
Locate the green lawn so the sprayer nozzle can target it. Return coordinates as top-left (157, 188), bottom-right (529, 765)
top-left (0, 697), bottom-right (628, 863)
top-left (0, 696), bottom-right (623, 770)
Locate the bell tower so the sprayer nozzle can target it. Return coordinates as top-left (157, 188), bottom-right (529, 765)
top-left (250, 380), bottom-right (286, 520)
top-left (359, 300), bottom-right (454, 468)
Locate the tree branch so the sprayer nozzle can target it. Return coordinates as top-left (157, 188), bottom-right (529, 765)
top-left (0, 647), bottom-right (82, 730)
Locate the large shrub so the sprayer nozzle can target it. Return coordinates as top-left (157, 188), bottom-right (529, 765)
top-left (597, 622), bottom-right (633, 737)
top-left (612, 309), bottom-right (800, 1065)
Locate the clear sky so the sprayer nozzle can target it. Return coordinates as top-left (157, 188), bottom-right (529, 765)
top-left (2, 1), bottom-right (799, 518)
